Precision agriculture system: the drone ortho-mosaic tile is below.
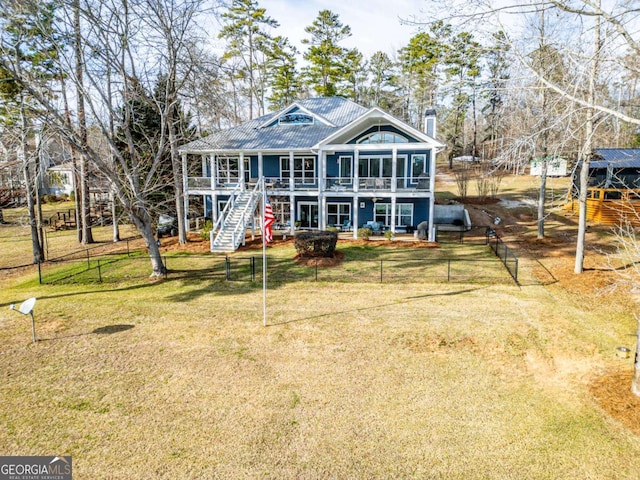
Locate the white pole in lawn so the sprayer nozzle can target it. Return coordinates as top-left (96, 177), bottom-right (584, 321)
top-left (262, 177), bottom-right (267, 327)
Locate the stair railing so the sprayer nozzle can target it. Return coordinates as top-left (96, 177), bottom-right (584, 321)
top-left (210, 181), bottom-right (262, 251)
top-left (210, 183), bottom-right (242, 250)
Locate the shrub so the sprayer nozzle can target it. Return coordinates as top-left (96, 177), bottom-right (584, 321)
top-left (384, 230), bottom-right (394, 241)
top-left (326, 226), bottom-right (338, 233)
top-left (294, 230), bottom-right (338, 258)
top-left (200, 220), bottom-right (213, 240)
top-left (357, 227), bottom-right (371, 241)
top-left (42, 194), bottom-right (63, 204)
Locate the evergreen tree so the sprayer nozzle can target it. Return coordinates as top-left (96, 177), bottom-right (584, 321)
top-left (0, 0), bottom-right (62, 263)
top-left (266, 35), bottom-right (300, 110)
top-left (482, 31), bottom-right (510, 160)
top-left (302, 10), bottom-right (352, 97)
top-left (219, 0), bottom-right (278, 118)
top-left (365, 51), bottom-right (400, 111)
top-left (341, 47), bottom-right (366, 102)
top-left (399, 31), bottom-right (443, 127)
top-left (114, 76), bottom-right (195, 216)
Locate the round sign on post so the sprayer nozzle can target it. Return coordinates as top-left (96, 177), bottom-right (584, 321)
top-left (9, 297), bottom-right (37, 343)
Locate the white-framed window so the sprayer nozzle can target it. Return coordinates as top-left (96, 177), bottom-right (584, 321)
top-left (358, 156), bottom-right (392, 178)
top-left (411, 154), bottom-right (427, 182)
top-left (327, 203), bottom-right (351, 227)
top-left (244, 157), bottom-right (251, 183)
top-left (357, 132), bottom-right (409, 144)
top-left (216, 156), bottom-right (239, 184)
top-left (338, 156), bottom-right (352, 180)
top-left (298, 201), bottom-right (319, 228)
top-left (374, 203), bottom-right (414, 227)
top-left (281, 156), bottom-right (316, 184)
top-left (278, 113), bottom-right (314, 125)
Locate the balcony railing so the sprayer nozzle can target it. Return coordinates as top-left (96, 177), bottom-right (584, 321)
top-left (187, 175), bottom-right (431, 192)
top-left (187, 177), bottom-right (212, 189)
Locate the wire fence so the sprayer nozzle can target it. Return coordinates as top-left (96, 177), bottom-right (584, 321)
top-left (486, 228), bottom-right (519, 283)
top-left (36, 248), bottom-right (517, 286)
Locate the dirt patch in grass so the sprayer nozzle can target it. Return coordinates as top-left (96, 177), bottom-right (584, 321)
top-left (294, 250), bottom-right (344, 267)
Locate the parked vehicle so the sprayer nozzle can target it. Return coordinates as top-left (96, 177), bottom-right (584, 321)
top-left (157, 215), bottom-right (177, 238)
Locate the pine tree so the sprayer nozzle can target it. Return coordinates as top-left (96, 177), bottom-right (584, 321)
top-left (266, 36), bottom-right (300, 109)
top-left (302, 10), bottom-right (352, 97)
top-left (219, 0), bottom-right (278, 118)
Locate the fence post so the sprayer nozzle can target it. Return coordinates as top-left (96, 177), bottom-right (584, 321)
top-left (127, 239), bottom-right (130, 257)
top-left (514, 257), bottom-right (519, 282)
top-left (163, 256), bottom-right (167, 278)
top-left (447, 259), bottom-right (451, 282)
top-left (38, 262), bottom-right (42, 284)
top-left (315, 258), bottom-right (318, 281)
top-left (225, 256), bottom-right (231, 281)
top-left (97, 259), bottom-right (102, 283)
top-left (251, 256), bottom-right (255, 282)
top-left (380, 259), bottom-right (383, 283)
top-left (86, 249), bottom-right (90, 269)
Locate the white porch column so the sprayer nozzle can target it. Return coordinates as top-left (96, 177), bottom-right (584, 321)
top-left (239, 152), bottom-right (245, 189)
top-left (210, 154), bottom-right (217, 222)
top-left (289, 151), bottom-right (294, 191)
top-left (289, 192), bottom-right (295, 235)
top-left (428, 148), bottom-right (437, 241)
top-left (318, 148), bottom-right (325, 230)
top-left (391, 147), bottom-right (397, 193)
top-left (353, 149), bottom-right (360, 193)
top-left (182, 153), bottom-right (189, 231)
top-left (352, 197), bottom-right (359, 239)
top-left (201, 154), bottom-right (207, 176)
top-left (391, 196), bottom-right (397, 233)
top-left (210, 154), bottom-right (216, 190)
top-left (258, 152), bottom-right (263, 180)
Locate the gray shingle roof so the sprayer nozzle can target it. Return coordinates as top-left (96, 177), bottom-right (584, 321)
top-left (592, 148), bottom-right (640, 168)
top-left (179, 97), bottom-right (367, 153)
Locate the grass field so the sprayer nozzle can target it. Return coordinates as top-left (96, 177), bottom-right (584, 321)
top-left (1, 192), bottom-right (640, 479)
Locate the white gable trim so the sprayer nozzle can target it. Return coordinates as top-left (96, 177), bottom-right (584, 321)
top-left (258, 102), bottom-right (336, 129)
top-left (314, 107), bottom-right (445, 150)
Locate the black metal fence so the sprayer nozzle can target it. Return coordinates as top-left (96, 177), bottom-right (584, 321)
top-left (486, 228), bottom-right (519, 283)
top-left (36, 250), bottom-right (516, 286)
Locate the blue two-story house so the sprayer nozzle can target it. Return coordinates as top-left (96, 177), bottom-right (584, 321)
top-left (179, 97), bottom-right (444, 252)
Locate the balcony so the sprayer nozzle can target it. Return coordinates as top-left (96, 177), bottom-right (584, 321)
top-left (187, 177), bottom-right (212, 189)
top-left (187, 175), bottom-right (431, 193)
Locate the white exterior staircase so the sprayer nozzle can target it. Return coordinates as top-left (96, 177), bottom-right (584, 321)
top-left (210, 183), bottom-right (262, 253)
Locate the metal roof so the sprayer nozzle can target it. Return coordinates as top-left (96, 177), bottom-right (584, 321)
top-left (179, 98), bottom-right (370, 153)
top-left (592, 148), bottom-right (640, 168)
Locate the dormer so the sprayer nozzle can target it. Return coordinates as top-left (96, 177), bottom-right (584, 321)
top-left (260, 103), bottom-right (335, 129)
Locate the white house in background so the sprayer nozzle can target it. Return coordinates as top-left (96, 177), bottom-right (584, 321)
top-left (178, 97), bottom-right (445, 252)
top-left (46, 162), bottom-right (75, 196)
top-left (530, 156), bottom-right (568, 177)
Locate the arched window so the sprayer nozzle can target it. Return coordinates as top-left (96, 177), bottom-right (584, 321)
top-left (357, 132), bottom-right (409, 144)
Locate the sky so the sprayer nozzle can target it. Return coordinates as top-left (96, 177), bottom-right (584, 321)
top-left (211, 0), bottom-right (428, 58)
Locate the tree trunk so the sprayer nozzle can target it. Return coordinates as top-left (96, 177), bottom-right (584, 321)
top-left (575, 1), bottom-right (601, 274)
top-left (19, 98), bottom-right (43, 264)
top-left (537, 160), bottom-right (547, 239)
top-left (130, 209), bottom-right (166, 278)
top-left (75, 0), bottom-right (93, 245)
top-left (111, 188), bottom-right (120, 242)
top-left (167, 99), bottom-right (187, 245)
top-left (633, 317), bottom-right (640, 396)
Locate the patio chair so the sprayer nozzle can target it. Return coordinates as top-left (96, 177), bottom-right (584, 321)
top-left (365, 221), bottom-right (384, 235)
top-left (342, 219), bottom-right (352, 232)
